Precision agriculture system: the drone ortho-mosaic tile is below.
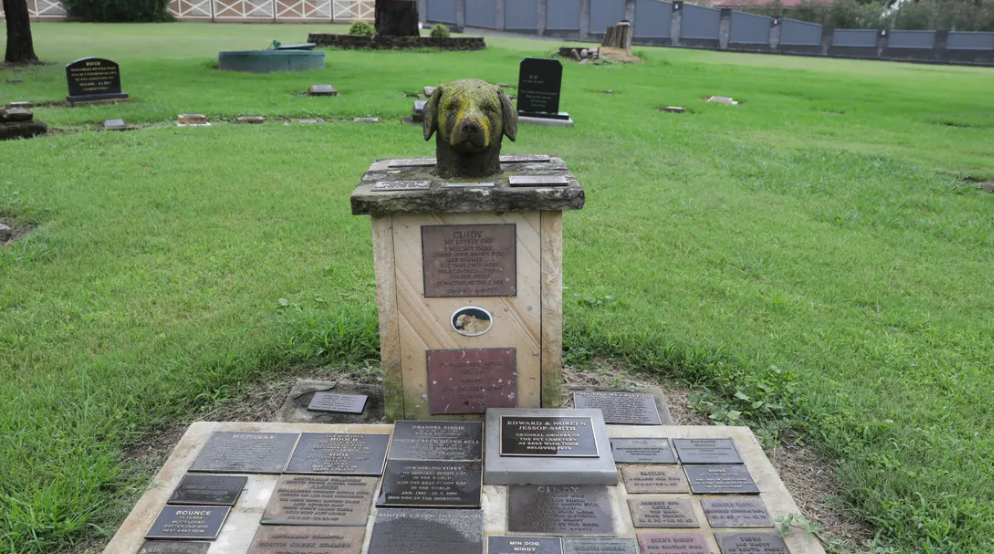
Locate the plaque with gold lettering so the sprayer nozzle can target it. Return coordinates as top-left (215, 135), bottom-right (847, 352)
top-left (248, 526), bottom-right (366, 554)
top-left (427, 348), bottom-right (517, 414)
top-left (421, 224), bottom-right (516, 297)
top-left (500, 416), bottom-right (598, 457)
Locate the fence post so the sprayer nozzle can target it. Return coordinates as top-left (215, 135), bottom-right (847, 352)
top-left (934, 30), bottom-right (949, 62)
top-left (821, 26), bottom-right (833, 56)
top-left (580, 0), bottom-right (592, 41)
top-left (537, 0), bottom-right (547, 36)
top-left (719, 8), bottom-right (732, 49)
top-left (671, 1), bottom-right (682, 46)
top-left (495, 0), bottom-right (504, 31)
top-left (876, 29), bottom-right (887, 58)
top-left (770, 17), bottom-right (781, 50)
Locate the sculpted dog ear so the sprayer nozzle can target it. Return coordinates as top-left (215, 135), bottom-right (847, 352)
top-left (423, 86), bottom-right (442, 141)
top-left (499, 88), bottom-right (517, 142)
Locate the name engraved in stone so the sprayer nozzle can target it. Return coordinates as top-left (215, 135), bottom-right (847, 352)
top-left (684, 465), bottom-right (759, 495)
top-left (636, 532), bottom-right (710, 553)
top-left (284, 433), bottom-right (389, 476)
top-left (628, 498), bottom-right (700, 529)
top-left (145, 506), bottom-right (230, 540)
top-left (508, 176), bottom-right (569, 187)
top-left (388, 158), bottom-right (436, 167)
top-left (573, 392), bottom-right (662, 425)
top-left (715, 532), bottom-right (789, 554)
top-left (673, 438), bottom-right (744, 464)
top-left (507, 485), bottom-right (613, 535)
top-left (167, 474), bottom-right (247, 506)
top-left (189, 432), bottom-right (299, 474)
top-left (261, 475), bottom-right (377, 526)
top-left (421, 224), bottom-right (516, 297)
top-left (489, 536), bottom-right (563, 554)
top-left (66, 58), bottom-right (122, 97)
top-left (562, 537), bottom-right (638, 554)
top-left (500, 416), bottom-right (598, 457)
top-left (137, 541), bottom-right (210, 554)
top-left (307, 392), bottom-right (368, 414)
top-left (701, 498), bottom-right (773, 528)
top-left (389, 421), bottom-right (483, 461)
top-left (427, 348), bottom-right (517, 414)
top-left (248, 525), bottom-right (366, 554)
top-left (610, 438), bottom-right (676, 464)
top-left (500, 154), bottom-right (551, 163)
top-left (621, 466), bottom-right (690, 494)
top-left (367, 508), bottom-right (482, 554)
top-left (376, 460), bottom-right (482, 508)
top-left (372, 180), bottom-right (431, 191)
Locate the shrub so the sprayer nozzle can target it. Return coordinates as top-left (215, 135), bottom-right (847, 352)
top-left (429, 23), bottom-right (451, 39)
top-left (348, 20), bottom-right (375, 36)
top-left (62, 0), bottom-right (172, 22)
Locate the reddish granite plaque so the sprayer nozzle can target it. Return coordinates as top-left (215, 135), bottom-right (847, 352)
top-left (422, 224), bottom-right (516, 297)
top-left (636, 532), bottom-right (711, 553)
top-left (427, 348), bottom-right (517, 414)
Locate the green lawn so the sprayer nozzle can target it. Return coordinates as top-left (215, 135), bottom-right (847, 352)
top-left (2, 22), bottom-right (993, 554)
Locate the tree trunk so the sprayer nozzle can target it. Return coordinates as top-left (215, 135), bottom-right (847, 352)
top-left (3, 0), bottom-right (39, 64)
top-left (375, 0), bottom-right (420, 37)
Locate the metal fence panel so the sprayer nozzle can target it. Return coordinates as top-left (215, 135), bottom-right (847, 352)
top-left (546, 0), bottom-right (581, 30)
top-left (681, 3), bottom-right (720, 40)
top-left (466, 0), bottom-right (496, 28)
top-left (888, 30), bottom-right (934, 49)
top-left (729, 11), bottom-right (769, 44)
top-left (590, 0), bottom-right (626, 34)
top-left (505, 0), bottom-right (538, 29)
top-left (779, 18), bottom-right (821, 46)
top-left (634, 0), bottom-right (671, 39)
top-left (947, 31), bottom-right (994, 51)
top-left (427, 0), bottom-right (457, 23)
top-left (833, 29), bottom-right (876, 47)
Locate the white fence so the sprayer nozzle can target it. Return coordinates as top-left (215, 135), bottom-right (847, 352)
top-left (0, 0), bottom-right (372, 21)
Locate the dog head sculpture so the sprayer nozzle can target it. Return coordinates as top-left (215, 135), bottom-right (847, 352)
top-left (423, 79), bottom-right (517, 179)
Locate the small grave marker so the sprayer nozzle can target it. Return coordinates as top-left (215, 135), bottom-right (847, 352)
top-left (508, 175), bottom-right (569, 187)
top-left (636, 532), bottom-right (710, 554)
top-left (354, 117), bottom-right (379, 123)
top-left (701, 498), bottom-right (773, 528)
top-left (673, 438), bottom-right (743, 464)
top-left (236, 116), bottom-right (264, 124)
top-left (367, 509), bottom-right (482, 554)
top-left (621, 466), bottom-right (689, 494)
top-left (684, 465), bottom-right (759, 494)
top-left (715, 532), bottom-right (789, 554)
top-left (611, 438), bottom-right (676, 464)
top-left (167, 474), bottom-right (246, 506)
top-left (284, 432), bottom-right (389, 475)
top-left (189, 431), bottom-right (299, 474)
top-left (372, 180), bottom-right (432, 192)
top-left (628, 498), bottom-right (699, 528)
top-left (309, 84), bottom-right (338, 96)
top-left (662, 106), bottom-right (686, 113)
top-left (177, 114), bottom-right (209, 127)
top-left (65, 57), bottom-right (130, 105)
top-left (427, 348), bottom-right (517, 414)
top-left (508, 485), bottom-right (613, 535)
top-left (137, 541), bottom-right (210, 554)
top-left (376, 459), bottom-right (482, 508)
top-left (145, 505), bottom-right (229, 540)
top-left (573, 391), bottom-right (662, 425)
top-left (5, 101), bottom-right (32, 109)
top-left (488, 537), bottom-right (562, 554)
top-left (389, 420), bottom-right (483, 461)
top-left (248, 526), bottom-right (365, 554)
top-left (563, 538), bottom-right (638, 554)
top-left (307, 392), bottom-right (369, 414)
top-left (261, 475), bottom-right (377, 526)
top-left (500, 416), bottom-right (598, 457)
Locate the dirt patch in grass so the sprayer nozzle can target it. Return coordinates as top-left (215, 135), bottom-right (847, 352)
top-left (0, 218), bottom-right (35, 246)
top-left (970, 181), bottom-right (994, 193)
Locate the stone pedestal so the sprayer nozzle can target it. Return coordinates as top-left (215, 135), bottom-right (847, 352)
top-left (351, 155), bottom-right (584, 421)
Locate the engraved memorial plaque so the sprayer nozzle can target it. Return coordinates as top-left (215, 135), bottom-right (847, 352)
top-left (376, 460), bottom-right (482, 508)
top-left (248, 526), bottom-right (366, 554)
top-left (500, 416), bottom-right (598, 457)
top-left (573, 392), bottom-right (662, 425)
top-left (611, 438), bottom-right (676, 464)
top-left (421, 224), bottom-right (516, 297)
top-left (628, 498), bottom-right (699, 528)
top-left (367, 508), bottom-right (482, 554)
top-left (167, 475), bottom-right (247, 506)
top-left (621, 466), bottom-right (690, 494)
top-left (701, 499), bottom-right (773, 528)
top-left (307, 392), bottom-right (368, 414)
top-left (715, 532), bottom-right (789, 554)
top-left (673, 439), bottom-right (743, 464)
top-left (389, 421), bottom-right (482, 461)
top-left (562, 537), bottom-right (638, 554)
top-left (65, 58), bottom-right (123, 99)
top-left (189, 432), bottom-right (299, 474)
top-left (517, 58), bottom-right (564, 116)
top-left (508, 176), bottom-right (569, 187)
top-left (684, 465), bottom-right (759, 495)
top-left (500, 154), bottom-right (551, 163)
top-left (636, 532), bottom-right (711, 553)
top-left (507, 485), bottom-right (613, 535)
top-left (145, 506), bottom-right (230, 540)
top-left (261, 475), bottom-right (377, 526)
top-left (137, 541), bottom-right (210, 554)
top-left (284, 433), bottom-right (389, 476)
top-left (489, 536), bottom-right (563, 554)
top-left (443, 182), bottom-right (495, 188)
top-left (427, 348), bottom-right (517, 414)
top-left (372, 180), bottom-right (431, 191)
top-left (388, 158), bottom-right (436, 168)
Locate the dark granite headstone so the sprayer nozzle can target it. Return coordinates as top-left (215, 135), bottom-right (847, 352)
top-left (673, 438), bottom-right (744, 464)
top-left (145, 506), bottom-right (230, 540)
top-left (507, 486), bottom-right (613, 535)
top-left (489, 536), bottom-right (563, 554)
top-left (367, 508), bottom-right (482, 554)
top-left (610, 438), bottom-right (675, 464)
top-left (189, 432), bottom-right (299, 474)
top-left (500, 416), bottom-right (598, 457)
top-left (422, 224), bottom-right (517, 297)
top-left (248, 526), bottom-right (365, 554)
top-left (376, 460), bottom-right (482, 508)
top-left (562, 537), bottom-right (638, 554)
top-left (284, 433), bottom-right (389, 475)
top-left (684, 465), bottom-right (759, 495)
top-left (137, 542), bottom-right (210, 554)
top-left (167, 475), bottom-right (246, 506)
top-left (517, 58), bottom-right (567, 119)
top-left (621, 466), bottom-right (690, 494)
top-left (389, 421), bottom-right (482, 461)
top-left (573, 392), bottom-right (662, 425)
top-left (307, 392), bottom-right (368, 414)
top-left (715, 532), bottom-right (789, 554)
top-left (427, 348), bottom-right (517, 414)
top-left (636, 532), bottom-right (711, 553)
top-left (261, 475), bottom-right (377, 526)
top-left (701, 498), bottom-right (773, 528)
top-left (628, 498), bottom-right (699, 528)
top-left (65, 58), bottom-right (129, 104)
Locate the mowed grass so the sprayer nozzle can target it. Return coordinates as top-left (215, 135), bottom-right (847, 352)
top-left (2, 22), bottom-right (993, 554)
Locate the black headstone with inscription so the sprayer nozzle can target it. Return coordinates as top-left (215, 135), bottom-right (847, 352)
top-left (65, 58), bottom-right (130, 104)
top-left (516, 58), bottom-right (569, 120)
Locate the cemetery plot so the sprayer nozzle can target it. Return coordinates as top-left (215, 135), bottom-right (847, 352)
top-left (376, 459), bottom-right (482, 508)
top-left (261, 475), bottom-right (376, 526)
top-left (573, 392), bottom-right (662, 425)
top-left (189, 432), bottom-right (299, 474)
top-left (507, 485), bottom-right (614, 535)
top-left (284, 433), bottom-right (389, 476)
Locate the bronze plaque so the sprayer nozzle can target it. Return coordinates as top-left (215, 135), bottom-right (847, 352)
top-left (507, 485), bottom-right (614, 535)
top-left (261, 475), bottom-right (377, 526)
top-left (248, 526), bottom-right (365, 554)
top-left (628, 498), bottom-right (699, 528)
top-left (421, 224), bottom-right (516, 297)
top-left (636, 532), bottom-right (711, 553)
top-left (701, 498), bottom-right (773, 528)
top-left (427, 348), bottom-right (517, 414)
top-left (621, 466), bottom-right (690, 494)
top-left (500, 416), bottom-right (599, 457)
top-left (715, 532), bottom-right (789, 554)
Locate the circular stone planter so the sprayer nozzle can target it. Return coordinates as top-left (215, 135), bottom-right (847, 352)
top-left (218, 50), bottom-right (325, 73)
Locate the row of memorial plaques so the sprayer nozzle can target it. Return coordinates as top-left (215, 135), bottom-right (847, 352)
top-left (188, 431), bottom-right (390, 475)
top-left (611, 438), bottom-right (744, 465)
top-left (638, 531), bottom-right (791, 554)
top-left (627, 497), bottom-right (773, 529)
top-left (619, 463), bottom-right (758, 495)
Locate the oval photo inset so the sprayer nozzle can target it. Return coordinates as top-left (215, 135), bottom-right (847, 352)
top-left (451, 307), bottom-right (493, 337)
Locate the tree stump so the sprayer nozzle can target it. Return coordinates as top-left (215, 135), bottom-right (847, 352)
top-left (375, 0), bottom-right (420, 37)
